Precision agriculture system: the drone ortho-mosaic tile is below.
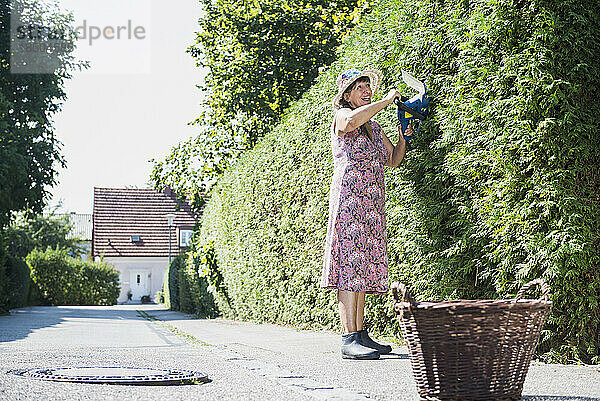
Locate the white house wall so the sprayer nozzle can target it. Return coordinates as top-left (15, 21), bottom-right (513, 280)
top-left (98, 256), bottom-right (170, 303)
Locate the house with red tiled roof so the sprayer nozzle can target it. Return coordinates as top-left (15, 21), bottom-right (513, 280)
top-left (93, 187), bottom-right (197, 303)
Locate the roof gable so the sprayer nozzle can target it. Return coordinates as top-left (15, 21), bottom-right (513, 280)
top-left (93, 188), bottom-right (197, 257)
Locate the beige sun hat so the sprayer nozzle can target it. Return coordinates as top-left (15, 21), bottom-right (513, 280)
top-left (332, 68), bottom-right (383, 109)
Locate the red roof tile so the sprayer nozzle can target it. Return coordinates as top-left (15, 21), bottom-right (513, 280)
top-left (93, 188), bottom-right (198, 257)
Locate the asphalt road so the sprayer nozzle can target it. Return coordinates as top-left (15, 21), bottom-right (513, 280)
top-left (0, 304), bottom-right (599, 400)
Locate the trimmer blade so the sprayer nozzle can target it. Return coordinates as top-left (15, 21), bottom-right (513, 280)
top-left (401, 70), bottom-right (425, 95)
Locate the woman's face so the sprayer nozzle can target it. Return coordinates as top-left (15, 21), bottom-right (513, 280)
top-left (343, 79), bottom-right (372, 109)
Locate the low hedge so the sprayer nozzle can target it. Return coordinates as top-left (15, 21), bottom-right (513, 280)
top-left (26, 248), bottom-right (119, 306)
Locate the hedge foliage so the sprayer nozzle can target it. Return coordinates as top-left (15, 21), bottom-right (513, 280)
top-left (26, 248), bottom-right (119, 306)
top-left (184, 0), bottom-right (599, 363)
top-left (0, 236), bottom-right (8, 314)
top-left (151, 0), bottom-right (369, 211)
top-left (161, 256), bottom-right (180, 310)
top-left (4, 254), bottom-right (30, 309)
top-left (4, 213), bottom-right (85, 259)
top-left (0, 235), bottom-right (31, 312)
top-left (161, 254), bottom-right (218, 318)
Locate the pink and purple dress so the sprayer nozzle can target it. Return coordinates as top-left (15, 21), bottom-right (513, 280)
top-left (321, 119), bottom-right (390, 294)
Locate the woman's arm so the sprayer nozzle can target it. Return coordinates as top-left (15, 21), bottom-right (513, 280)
top-left (335, 89), bottom-right (401, 136)
top-left (382, 124), bottom-right (414, 168)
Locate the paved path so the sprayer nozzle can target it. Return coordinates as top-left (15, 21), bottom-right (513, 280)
top-left (0, 304), bottom-right (599, 400)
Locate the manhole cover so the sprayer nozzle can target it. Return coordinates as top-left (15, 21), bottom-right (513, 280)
top-left (8, 367), bottom-right (209, 385)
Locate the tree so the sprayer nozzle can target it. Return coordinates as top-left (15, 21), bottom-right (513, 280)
top-left (151, 0), bottom-right (369, 210)
top-left (150, 128), bottom-right (231, 211)
top-left (0, 0), bottom-right (87, 228)
top-left (0, 0), bottom-right (87, 313)
top-left (191, 0), bottom-right (366, 146)
top-left (4, 211), bottom-right (84, 259)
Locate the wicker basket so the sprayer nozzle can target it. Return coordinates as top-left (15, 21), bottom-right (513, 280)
top-left (391, 279), bottom-right (552, 401)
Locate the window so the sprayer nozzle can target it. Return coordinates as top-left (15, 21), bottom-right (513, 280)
top-left (179, 229), bottom-right (193, 248)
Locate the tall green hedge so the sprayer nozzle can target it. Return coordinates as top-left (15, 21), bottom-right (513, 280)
top-left (192, 0), bottom-right (599, 363)
top-left (162, 256), bottom-right (180, 311)
top-left (161, 254), bottom-right (219, 318)
top-left (27, 248), bottom-right (119, 306)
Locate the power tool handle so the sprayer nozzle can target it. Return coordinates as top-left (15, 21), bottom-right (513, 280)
top-left (393, 96), bottom-right (408, 106)
top-left (396, 100), bottom-right (427, 121)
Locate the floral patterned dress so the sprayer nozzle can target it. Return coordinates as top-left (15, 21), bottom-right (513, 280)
top-left (321, 118), bottom-right (390, 294)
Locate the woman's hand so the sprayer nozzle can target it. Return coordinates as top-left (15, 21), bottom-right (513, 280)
top-left (399, 123), bottom-right (415, 137)
top-left (383, 89), bottom-right (402, 106)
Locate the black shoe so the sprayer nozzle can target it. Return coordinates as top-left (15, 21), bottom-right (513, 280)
top-left (358, 329), bottom-right (392, 354)
top-left (341, 332), bottom-right (380, 360)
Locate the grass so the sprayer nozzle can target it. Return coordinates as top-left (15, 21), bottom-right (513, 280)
top-left (136, 309), bottom-right (213, 347)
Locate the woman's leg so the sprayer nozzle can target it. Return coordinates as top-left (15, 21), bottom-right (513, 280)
top-left (356, 291), bottom-right (366, 331)
top-left (337, 289), bottom-right (379, 359)
top-left (355, 292), bottom-right (392, 354)
top-left (337, 290), bottom-right (359, 333)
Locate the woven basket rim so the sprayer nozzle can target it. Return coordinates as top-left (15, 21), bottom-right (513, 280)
top-left (396, 298), bottom-right (553, 310)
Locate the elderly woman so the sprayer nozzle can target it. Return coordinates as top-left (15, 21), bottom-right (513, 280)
top-left (321, 68), bottom-right (413, 360)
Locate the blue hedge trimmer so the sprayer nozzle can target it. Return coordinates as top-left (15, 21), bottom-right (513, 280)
top-left (394, 70), bottom-right (430, 150)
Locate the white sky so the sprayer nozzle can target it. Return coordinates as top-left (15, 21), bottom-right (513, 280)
top-left (48, 0), bottom-right (207, 214)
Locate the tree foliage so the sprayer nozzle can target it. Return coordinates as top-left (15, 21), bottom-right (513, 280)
top-left (1, 212), bottom-right (87, 311)
top-left (150, 0), bottom-right (368, 210)
top-left (0, 0), bottom-right (86, 228)
top-left (0, 0), bottom-right (85, 313)
top-left (186, 0), bottom-right (600, 364)
top-left (4, 212), bottom-right (85, 258)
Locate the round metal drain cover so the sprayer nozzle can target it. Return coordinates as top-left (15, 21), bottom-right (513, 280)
top-left (8, 367), bottom-right (208, 385)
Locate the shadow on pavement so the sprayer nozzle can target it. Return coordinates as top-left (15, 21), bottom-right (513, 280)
top-left (0, 306), bottom-right (148, 343)
top-left (140, 306), bottom-right (205, 321)
top-left (0, 307), bottom-right (63, 343)
top-left (141, 308), bottom-right (193, 321)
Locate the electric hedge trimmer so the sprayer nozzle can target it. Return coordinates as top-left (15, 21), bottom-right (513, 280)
top-left (394, 70), bottom-right (430, 150)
